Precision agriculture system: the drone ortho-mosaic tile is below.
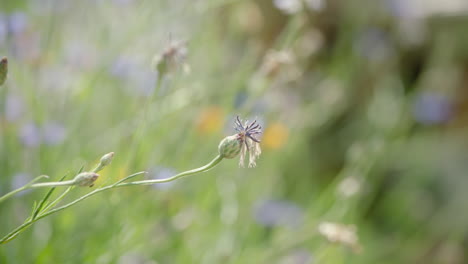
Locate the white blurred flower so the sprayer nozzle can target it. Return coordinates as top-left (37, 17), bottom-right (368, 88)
top-left (337, 176), bottom-right (362, 198)
top-left (274, 0), bottom-right (302, 14)
top-left (318, 221), bottom-right (361, 253)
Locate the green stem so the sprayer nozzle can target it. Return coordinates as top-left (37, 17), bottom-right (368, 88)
top-left (91, 164), bottom-right (104, 173)
top-left (41, 186), bottom-right (74, 212)
top-left (0, 157), bottom-right (108, 203)
top-left (0, 175), bottom-right (49, 204)
top-left (30, 180), bottom-right (75, 188)
top-left (117, 155), bottom-right (223, 187)
top-left (0, 155), bottom-right (224, 244)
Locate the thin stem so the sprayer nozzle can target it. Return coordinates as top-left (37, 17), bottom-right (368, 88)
top-left (0, 172), bottom-right (146, 245)
top-left (0, 158), bottom-right (106, 203)
top-left (91, 164), bottom-right (104, 173)
top-left (0, 155), bottom-right (224, 244)
top-left (117, 155), bottom-right (223, 187)
top-left (30, 180), bottom-right (75, 188)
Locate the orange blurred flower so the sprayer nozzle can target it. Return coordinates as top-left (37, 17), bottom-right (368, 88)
top-left (196, 106), bottom-right (224, 134)
top-left (262, 122), bottom-right (289, 150)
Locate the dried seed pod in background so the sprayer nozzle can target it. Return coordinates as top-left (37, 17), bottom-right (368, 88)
top-left (0, 57), bottom-right (8, 86)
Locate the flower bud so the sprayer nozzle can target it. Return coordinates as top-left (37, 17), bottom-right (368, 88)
top-left (73, 172), bottom-right (99, 187)
top-left (0, 57), bottom-right (7, 86)
top-left (218, 135), bottom-right (242, 159)
top-left (100, 152), bottom-right (114, 167)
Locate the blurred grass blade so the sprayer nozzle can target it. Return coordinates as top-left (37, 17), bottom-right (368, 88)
top-left (32, 173), bottom-right (69, 220)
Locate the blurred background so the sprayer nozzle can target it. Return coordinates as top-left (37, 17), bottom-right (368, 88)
top-left (1, 0), bottom-right (468, 263)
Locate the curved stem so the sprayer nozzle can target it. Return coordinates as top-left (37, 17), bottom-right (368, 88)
top-left (117, 155), bottom-right (223, 187)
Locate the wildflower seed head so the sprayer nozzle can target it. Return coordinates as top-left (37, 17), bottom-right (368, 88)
top-left (73, 172), bottom-right (99, 187)
top-left (152, 40), bottom-right (188, 76)
top-left (0, 57), bottom-right (8, 86)
top-left (100, 152), bottom-right (115, 167)
top-left (234, 116), bottom-right (263, 167)
top-left (218, 135), bottom-right (242, 159)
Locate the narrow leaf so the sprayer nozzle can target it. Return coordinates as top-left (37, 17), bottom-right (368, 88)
top-left (32, 173), bottom-right (69, 220)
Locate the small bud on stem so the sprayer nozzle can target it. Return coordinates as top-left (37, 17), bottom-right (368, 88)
top-left (92, 152), bottom-right (115, 173)
top-left (73, 172), bottom-right (99, 187)
top-left (100, 152), bottom-right (114, 167)
top-left (218, 135), bottom-right (242, 158)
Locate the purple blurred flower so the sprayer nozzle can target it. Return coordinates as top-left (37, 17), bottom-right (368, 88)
top-left (19, 122), bottom-right (41, 147)
top-left (413, 92), bottom-right (453, 125)
top-left (5, 94), bottom-right (25, 122)
top-left (8, 12), bottom-right (28, 35)
top-left (354, 28), bottom-right (393, 62)
top-left (148, 166), bottom-right (177, 190)
top-left (42, 121), bottom-right (67, 146)
top-left (11, 172), bottom-right (32, 196)
top-left (0, 14), bottom-right (7, 44)
top-left (109, 56), bottom-right (138, 79)
top-left (234, 91), bottom-right (248, 109)
top-left (253, 199), bottom-right (304, 228)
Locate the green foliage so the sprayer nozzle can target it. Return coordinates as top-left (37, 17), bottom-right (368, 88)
top-left (1, 0), bottom-right (468, 263)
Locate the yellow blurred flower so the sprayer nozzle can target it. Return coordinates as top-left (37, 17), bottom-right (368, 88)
top-left (196, 106), bottom-right (224, 134)
top-left (262, 122), bottom-right (289, 150)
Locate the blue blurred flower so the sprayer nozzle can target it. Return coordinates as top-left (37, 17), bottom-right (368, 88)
top-left (253, 199), bottom-right (304, 228)
top-left (19, 122), bottom-right (41, 147)
top-left (385, 0), bottom-right (420, 18)
top-left (148, 166), bottom-right (177, 190)
top-left (354, 28), bottom-right (393, 62)
top-left (5, 94), bottom-right (25, 122)
top-left (412, 92), bottom-right (453, 125)
top-left (42, 121), bottom-right (67, 146)
top-left (234, 91), bottom-right (248, 109)
top-left (8, 12), bottom-right (28, 35)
